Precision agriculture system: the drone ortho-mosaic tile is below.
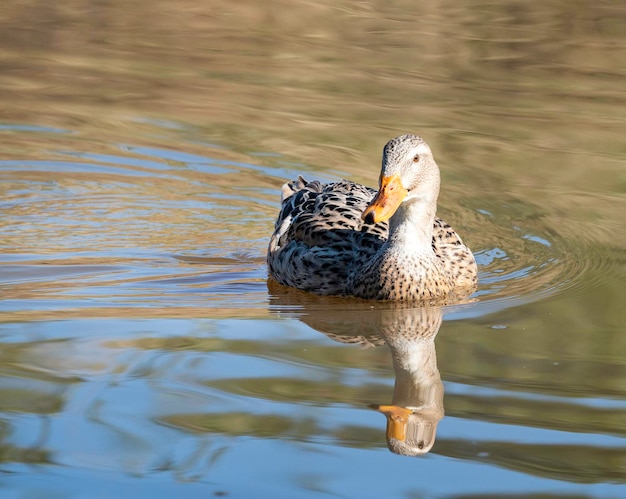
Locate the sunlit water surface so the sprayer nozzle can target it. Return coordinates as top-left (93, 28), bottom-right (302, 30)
top-left (1, 1), bottom-right (625, 497)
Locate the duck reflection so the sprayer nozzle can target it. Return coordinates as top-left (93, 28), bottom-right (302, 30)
top-left (373, 307), bottom-right (443, 455)
top-left (268, 280), bottom-right (446, 456)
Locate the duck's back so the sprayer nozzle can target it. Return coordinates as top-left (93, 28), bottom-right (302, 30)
top-left (267, 177), bottom-right (386, 295)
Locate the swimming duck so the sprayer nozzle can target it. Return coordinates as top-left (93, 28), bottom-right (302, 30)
top-left (267, 134), bottom-right (477, 301)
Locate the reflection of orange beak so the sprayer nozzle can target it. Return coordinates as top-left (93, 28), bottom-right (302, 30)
top-left (375, 404), bottom-right (412, 441)
top-left (362, 175), bottom-right (408, 224)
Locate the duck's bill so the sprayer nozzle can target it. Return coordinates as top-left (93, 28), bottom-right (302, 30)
top-left (362, 174), bottom-right (407, 224)
top-left (374, 404), bottom-right (412, 441)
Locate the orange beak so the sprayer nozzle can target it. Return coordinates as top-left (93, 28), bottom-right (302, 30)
top-left (375, 404), bottom-right (413, 441)
top-left (362, 174), bottom-right (407, 224)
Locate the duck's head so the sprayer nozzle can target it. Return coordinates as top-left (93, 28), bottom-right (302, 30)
top-left (362, 134), bottom-right (440, 225)
top-left (374, 404), bottom-right (440, 456)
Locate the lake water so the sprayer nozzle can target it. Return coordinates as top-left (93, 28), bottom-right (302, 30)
top-left (1, 1), bottom-right (625, 497)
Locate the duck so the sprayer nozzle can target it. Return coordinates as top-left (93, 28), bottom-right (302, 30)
top-left (267, 134), bottom-right (477, 301)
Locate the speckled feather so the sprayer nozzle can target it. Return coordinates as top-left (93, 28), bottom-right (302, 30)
top-left (268, 177), bottom-right (476, 300)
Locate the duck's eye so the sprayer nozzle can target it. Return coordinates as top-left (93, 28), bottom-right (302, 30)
top-left (413, 154), bottom-right (420, 163)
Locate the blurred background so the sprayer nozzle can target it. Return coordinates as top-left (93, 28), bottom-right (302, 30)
top-left (1, 1), bottom-right (625, 497)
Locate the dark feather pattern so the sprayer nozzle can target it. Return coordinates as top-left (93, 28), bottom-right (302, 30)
top-left (268, 176), bottom-right (476, 300)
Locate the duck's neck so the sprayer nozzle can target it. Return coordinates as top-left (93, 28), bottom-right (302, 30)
top-left (389, 337), bottom-right (443, 411)
top-left (386, 192), bottom-right (438, 253)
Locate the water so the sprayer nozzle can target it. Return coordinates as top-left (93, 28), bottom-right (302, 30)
top-left (1, 1), bottom-right (625, 497)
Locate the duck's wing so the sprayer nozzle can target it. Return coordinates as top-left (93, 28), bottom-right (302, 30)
top-left (268, 177), bottom-right (387, 295)
top-left (432, 217), bottom-right (478, 288)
